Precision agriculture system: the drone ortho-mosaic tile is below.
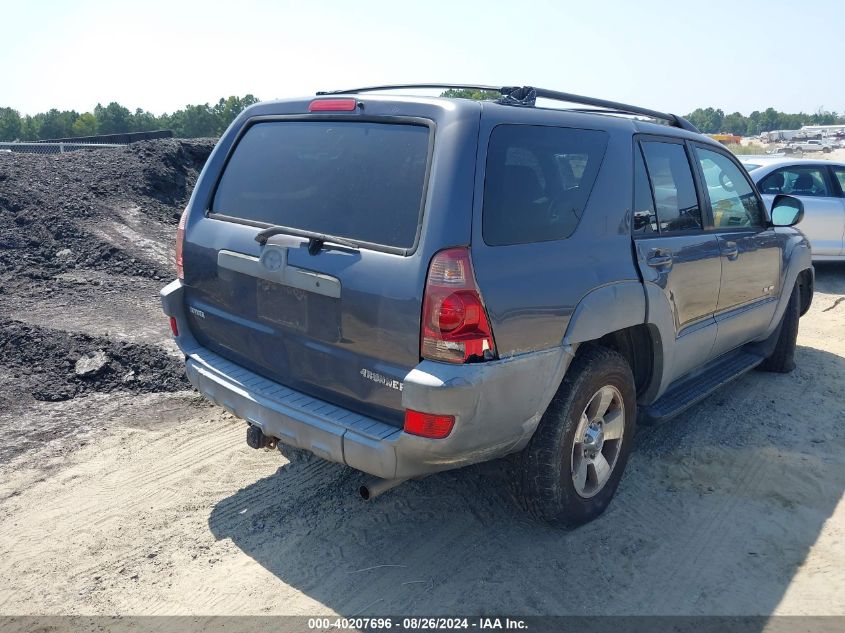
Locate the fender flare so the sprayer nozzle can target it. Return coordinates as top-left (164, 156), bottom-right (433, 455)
top-left (758, 239), bottom-right (813, 340)
top-left (563, 280), bottom-right (675, 404)
top-left (561, 281), bottom-right (647, 346)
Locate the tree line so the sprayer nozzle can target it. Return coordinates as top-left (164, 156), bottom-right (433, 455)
top-left (0, 95), bottom-right (259, 142)
top-left (440, 89), bottom-right (843, 135)
top-left (685, 107), bottom-right (843, 135)
top-left (2, 92), bottom-right (843, 142)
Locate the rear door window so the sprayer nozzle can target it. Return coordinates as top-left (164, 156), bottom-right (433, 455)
top-left (640, 141), bottom-right (703, 232)
top-left (482, 125), bottom-right (608, 246)
top-left (632, 144), bottom-right (658, 234)
top-left (212, 121), bottom-right (430, 249)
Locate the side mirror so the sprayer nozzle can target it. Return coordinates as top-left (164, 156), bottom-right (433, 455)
top-left (770, 194), bottom-right (804, 227)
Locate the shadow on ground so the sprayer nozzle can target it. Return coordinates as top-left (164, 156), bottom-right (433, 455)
top-left (209, 341), bottom-right (844, 617)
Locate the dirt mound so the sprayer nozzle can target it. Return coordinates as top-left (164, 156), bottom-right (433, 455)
top-left (0, 319), bottom-right (190, 406)
top-left (0, 138), bottom-right (215, 286)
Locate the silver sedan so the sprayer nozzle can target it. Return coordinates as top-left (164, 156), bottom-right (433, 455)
top-left (742, 158), bottom-right (845, 260)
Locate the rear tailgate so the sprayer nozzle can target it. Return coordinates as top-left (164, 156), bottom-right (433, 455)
top-left (180, 97), bottom-right (478, 425)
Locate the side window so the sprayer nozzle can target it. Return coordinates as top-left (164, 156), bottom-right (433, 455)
top-left (830, 167), bottom-right (845, 194)
top-left (632, 145), bottom-right (658, 234)
top-left (694, 147), bottom-right (765, 228)
top-left (760, 167), bottom-right (831, 197)
top-left (640, 141), bottom-right (702, 232)
top-left (482, 125), bottom-right (609, 246)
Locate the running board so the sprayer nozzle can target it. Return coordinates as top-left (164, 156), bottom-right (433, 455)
top-left (639, 350), bottom-right (764, 424)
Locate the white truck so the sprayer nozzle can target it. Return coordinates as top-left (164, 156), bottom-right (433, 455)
top-left (787, 139), bottom-right (833, 154)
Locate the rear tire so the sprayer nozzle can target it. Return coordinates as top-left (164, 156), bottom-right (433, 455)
top-left (520, 345), bottom-right (636, 528)
top-left (759, 283), bottom-right (800, 373)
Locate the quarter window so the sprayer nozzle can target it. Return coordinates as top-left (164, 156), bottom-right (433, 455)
top-left (694, 147), bottom-right (764, 227)
top-left (640, 141), bottom-right (702, 232)
top-left (759, 167), bottom-right (831, 197)
top-left (482, 125), bottom-right (609, 246)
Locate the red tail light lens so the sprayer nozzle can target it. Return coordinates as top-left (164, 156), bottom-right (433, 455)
top-left (308, 98), bottom-right (358, 112)
top-left (421, 247), bottom-right (496, 363)
top-left (404, 409), bottom-right (455, 439)
top-left (169, 317), bottom-right (179, 337)
top-left (175, 209), bottom-right (187, 279)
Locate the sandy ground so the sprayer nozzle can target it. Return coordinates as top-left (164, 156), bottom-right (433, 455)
top-left (0, 260), bottom-right (843, 617)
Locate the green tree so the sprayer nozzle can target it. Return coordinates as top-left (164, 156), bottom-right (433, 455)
top-left (170, 103), bottom-right (218, 137)
top-left (212, 94), bottom-right (260, 134)
top-left (18, 115), bottom-right (39, 140)
top-left (440, 88), bottom-right (500, 101)
top-left (810, 108), bottom-right (838, 125)
top-left (94, 102), bottom-right (131, 135)
top-left (72, 112), bottom-right (98, 137)
top-left (686, 107), bottom-right (725, 133)
top-left (722, 112), bottom-right (747, 136)
top-left (129, 108), bottom-right (162, 132)
top-left (0, 107), bottom-right (22, 141)
top-left (35, 108), bottom-right (79, 139)
top-left (759, 107), bottom-right (780, 132)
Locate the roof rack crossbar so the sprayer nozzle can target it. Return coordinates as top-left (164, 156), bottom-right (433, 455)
top-left (315, 84), bottom-right (700, 133)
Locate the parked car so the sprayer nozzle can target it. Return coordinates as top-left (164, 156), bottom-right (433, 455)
top-left (742, 158), bottom-right (845, 260)
top-left (161, 84), bottom-right (813, 527)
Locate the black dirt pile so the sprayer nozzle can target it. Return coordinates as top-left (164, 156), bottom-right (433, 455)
top-left (0, 138), bottom-right (215, 285)
top-left (0, 319), bottom-right (190, 407)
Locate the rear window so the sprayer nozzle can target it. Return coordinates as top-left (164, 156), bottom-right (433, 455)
top-left (482, 124), bottom-right (608, 246)
top-left (212, 121), bottom-right (430, 249)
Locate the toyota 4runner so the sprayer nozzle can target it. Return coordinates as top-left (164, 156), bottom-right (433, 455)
top-left (161, 84), bottom-right (813, 527)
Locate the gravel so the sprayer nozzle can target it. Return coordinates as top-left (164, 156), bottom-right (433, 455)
top-left (0, 138), bottom-right (215, 285)
top-left (0, 319), bottom-right (189, 406)
top-left (0, 139), bottom-right (212, 406)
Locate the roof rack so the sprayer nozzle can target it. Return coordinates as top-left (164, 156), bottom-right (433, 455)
top-left (316, 83), bottom-right (700, 133)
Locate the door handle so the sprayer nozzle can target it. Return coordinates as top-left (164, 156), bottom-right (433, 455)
top-left (646, 251), bottom-right (673, 268)
top-left (722, 241), bottom-right (739, 260)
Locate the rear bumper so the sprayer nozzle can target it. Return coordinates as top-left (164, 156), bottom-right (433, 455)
top-left (161, 279), bottom-right (573, 479)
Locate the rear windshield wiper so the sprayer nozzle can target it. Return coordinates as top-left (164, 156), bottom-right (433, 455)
top-left (254, 225), bottom-right (360, 255)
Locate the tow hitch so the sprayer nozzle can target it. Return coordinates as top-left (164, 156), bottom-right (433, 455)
top-left (246, 425), bottom-right (275, 449)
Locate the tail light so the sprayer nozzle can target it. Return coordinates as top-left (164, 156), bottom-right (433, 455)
top-left (175, 209), bottom-right (187, 279)
top-left (169, 317), bottom-right (179, 337)
top-left (421, 247), bottom-right (497, 363)
top-left (308, 98), bottom-right (358, 112)
top-left (404, 410), bottom-right (455, 439)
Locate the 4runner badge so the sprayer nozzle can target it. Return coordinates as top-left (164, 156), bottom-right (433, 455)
top-left (360, 368), bottom-right (403, 391)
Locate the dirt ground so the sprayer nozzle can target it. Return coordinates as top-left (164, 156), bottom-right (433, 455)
top-left (0, 143), bottom-right (843, 617)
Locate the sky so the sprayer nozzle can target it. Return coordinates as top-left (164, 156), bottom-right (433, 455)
top-left (1, 0), bottom-right (842, 117)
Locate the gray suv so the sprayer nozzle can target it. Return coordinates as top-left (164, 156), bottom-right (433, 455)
top-left (161, 84), bottom-right (813, 527)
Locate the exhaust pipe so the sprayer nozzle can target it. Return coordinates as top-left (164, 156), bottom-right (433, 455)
top-left (359, 477), bottom-right (409, 500)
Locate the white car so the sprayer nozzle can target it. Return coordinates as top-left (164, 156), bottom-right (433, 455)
top-left (742, 158), bottom-right (845, 260)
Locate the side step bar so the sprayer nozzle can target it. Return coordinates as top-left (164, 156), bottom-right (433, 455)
top-left (639, 350), bottom-right (764, 424)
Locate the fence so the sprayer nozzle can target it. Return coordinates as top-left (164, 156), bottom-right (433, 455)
top-left (0, 141), bottom-right (126, 155)
top-left (0, 130), bottom-right (175, 155)
top-left (36, 130), bottom-right (174, 145)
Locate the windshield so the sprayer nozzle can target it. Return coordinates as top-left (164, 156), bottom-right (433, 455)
top-left (212, 121), bottom-right (431, 249)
